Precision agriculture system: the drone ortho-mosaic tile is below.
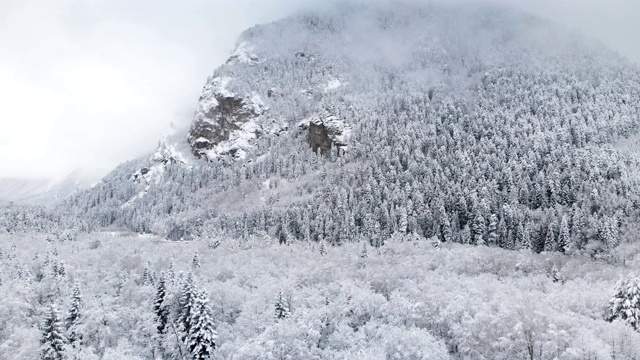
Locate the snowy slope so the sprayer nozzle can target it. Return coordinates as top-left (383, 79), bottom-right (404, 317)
top-left (68, 1), bottom-right (640, 256)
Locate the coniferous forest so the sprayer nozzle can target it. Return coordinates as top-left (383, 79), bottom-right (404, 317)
top-left (3, 2), bottom-right (640, 359)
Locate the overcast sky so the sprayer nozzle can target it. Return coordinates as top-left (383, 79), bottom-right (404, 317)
top-left (0, 0), bottom-right (639, 180)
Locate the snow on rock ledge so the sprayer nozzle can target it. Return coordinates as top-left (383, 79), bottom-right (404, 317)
top-left (299, 113), bottom-right (351, 156)
top-left (226, 41), bottom-right (259, 65)
top-left (188, 76), bottom-right (267, 160)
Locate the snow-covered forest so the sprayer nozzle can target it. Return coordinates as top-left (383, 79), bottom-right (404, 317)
top-left (64, 2), bottom-right (640, 258)
top-left (3, 1), bottom-right (640, 359)
top-left (3, 231), bottom-right (640, 359)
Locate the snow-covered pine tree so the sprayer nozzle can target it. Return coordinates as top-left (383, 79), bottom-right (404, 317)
top-left (319, 241), bottom-right (327, 256)
top-left (57, 261), bottom-right (66, 278)
top-left (178, 272), bottom-right (197, 340)
top-left (192, 252), bottom-right (201, 268)
top-left (154, 273), bottom-right (169, 335)
top-left (605, 216), bottom-right (620, 250)
top-left (41, 304), bottom-right (66, 360)
top-left (558, 216), bottom-right (570, 253)
top-left (359, 241), bottom-right (368, 259)
top-left (66, 281), bottom-right (83, 344)
top-left (142, 261), bottom-right (155, 286)
top-left (168, 258), bottom-right (176, 285)
top-left (550, 265), bottom-right (562, 283)
top-left (397, 206), bottom-right (408, 234)
top-left (606, 275), bottom-right (640, 331)
top-left (472, 212), bottom-right (485, 246)
top-left (487, 214), bottom-right (498, 246)
top-left (274, 291), bottom-right (291, 320)
top-left (187, 289), bottom-right (217, 359)
top-left (544, 222), bottom-right (557, 252)
top-left (51, 261), bottom-right (59, 278)
top-left (439, 213), bottom-right (452, 243)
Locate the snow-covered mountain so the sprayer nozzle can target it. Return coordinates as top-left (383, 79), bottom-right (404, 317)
top-left (64, 1), bottom-right (640, 257)
top-left (6, 3), bottom-right (640, 358)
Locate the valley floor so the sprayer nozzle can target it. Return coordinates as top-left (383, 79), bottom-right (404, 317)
top-left (1, 232), bottom-right (639, 359)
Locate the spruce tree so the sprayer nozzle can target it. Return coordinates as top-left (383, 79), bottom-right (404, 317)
top-left (274, 291), bottom-right (291, 320)
top-left (192, 252), bottom-right (201, 268)
top-left (142, 262), bottom-right (155, 286)
top-left (439, 213), bottom-right (452, 243)
top-left (544, 222), bottom-right (557, 252)
top-left (66, 281), bottom-right (83, 344)
top-left (57, 261), bottom-right (66, 278)
top-left (41, 304), bottom-right (66, 360)
top-left (472, 212), bottom-right (485, 245)
top-left (154, 273), bottom-right (169, 334)
top-left (319, 241), bottom-right (327, 256)
top-left (178, 273), bottom-right (197, 340)
top-left (487, 214), bottom-right (498, 246)
top-left (188, 289), bottom-right (217, 359)
top-left (515, 221), bottom-right (527, 250)
top-left (557, 216), bottom-right (570, 253)
top-left (606, 275), bottom-right (640, 331)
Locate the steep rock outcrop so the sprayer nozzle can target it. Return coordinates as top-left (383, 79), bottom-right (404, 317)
top-left (188, 77), bottom-right (266, 159)
top-left (298, 113), bottom-right (351, 156)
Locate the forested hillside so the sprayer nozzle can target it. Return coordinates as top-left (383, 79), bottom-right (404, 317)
top-left (59, 2), bottom-right (640, 260)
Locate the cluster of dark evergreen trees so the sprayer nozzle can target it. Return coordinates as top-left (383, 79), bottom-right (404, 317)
top-left (40, 282), bottom-right (82, 360)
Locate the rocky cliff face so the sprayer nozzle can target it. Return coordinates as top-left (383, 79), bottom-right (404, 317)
top-left (187, 76), bottom-right (266, 159)
top-left (302, 114), bottom-right (350, 156)
top-left (186, 16), bottom-right (355, 161)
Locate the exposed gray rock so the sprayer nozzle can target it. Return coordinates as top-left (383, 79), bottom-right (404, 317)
top-left (303, 114), bottom-right (350, 156)
top-left (187, 77), bottom-right (266, 159)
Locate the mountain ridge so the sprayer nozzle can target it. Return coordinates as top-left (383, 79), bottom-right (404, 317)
top-left (60, 1), bottom-right (640, 258)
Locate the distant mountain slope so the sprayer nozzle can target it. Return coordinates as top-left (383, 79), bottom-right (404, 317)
top-left (0, 172), bottom-right (93, 206)
top-left (67, 1), bottom-right (640, 257)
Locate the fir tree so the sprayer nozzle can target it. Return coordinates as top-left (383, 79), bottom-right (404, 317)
top-left (57, 261), bottom-right (66, 278)
top-left (439, 213), bottom-right (452, 243)
top-left (154, 273), bottom-right (169, 335)
top-left (544, 222), bottom-right (557, 252)
top-left (606, 275), bottom-right (640, 331)
top-left (472, 212), bottom-right (485, 245)
top-left (550, 265), bottom-right (562, 284)
top-left (168, 258), bottom-right (176, 285)
top-left (192, 252), bottom-right (201, 268)
top-left (274, 291), bottom-right (291, 320)
top-left (187, 289), bottom-right (217, 359)
top-left (41, 304), bottom-right (66, 360)
top-left (66, 281), bottom-right (83, 344)
top-left (319, 241), bottom-right (327, 256)
top-left (397, 206), bottom-right (408, 234)
top-left (557, 216), bottom-right (570, 253)
top-left (142, 261), bottom-right (155, 286)
top-left (179, 273), bottom-right (197, 340)
top-left (487, 214), bottom-right (498, 246)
